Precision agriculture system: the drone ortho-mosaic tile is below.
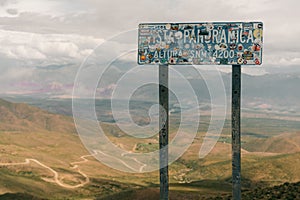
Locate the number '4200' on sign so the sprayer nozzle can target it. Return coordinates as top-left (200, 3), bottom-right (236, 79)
top-left (138, 22), bottom-right (263, 66)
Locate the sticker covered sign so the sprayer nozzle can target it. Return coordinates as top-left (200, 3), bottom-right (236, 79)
top-left (138, 22), bottom-right (263, 65)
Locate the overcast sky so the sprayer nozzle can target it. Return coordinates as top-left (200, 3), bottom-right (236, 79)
top-left (0, 0), bottom-right (299, 96)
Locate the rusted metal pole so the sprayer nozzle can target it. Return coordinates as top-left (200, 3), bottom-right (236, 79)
top-left (232, 64), bottom-right (241, 200)
top-left (159, 64), bottom-right (169, 200)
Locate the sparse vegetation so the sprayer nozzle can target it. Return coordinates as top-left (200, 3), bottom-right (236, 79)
top-left (135, 143), bottom-right (159, 153)
top-left (0, 99), bottom-right (299, 199)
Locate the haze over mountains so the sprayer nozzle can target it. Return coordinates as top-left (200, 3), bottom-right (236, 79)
top-left (3, 68), bottom-right (300, 120)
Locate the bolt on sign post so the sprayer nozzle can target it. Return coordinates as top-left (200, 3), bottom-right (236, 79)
top-left (138, 22), bottom-right (263, 200)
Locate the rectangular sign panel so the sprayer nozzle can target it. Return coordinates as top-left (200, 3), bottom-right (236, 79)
top-left (138, 22), bottom-right (263, 65)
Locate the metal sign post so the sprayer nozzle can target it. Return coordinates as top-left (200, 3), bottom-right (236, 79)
top-left (159, 64), bottom-right (169, 200)
top-left (138, 22), bottom-right (263, 200)
top-left (232, 64), bottom-right (241, 200)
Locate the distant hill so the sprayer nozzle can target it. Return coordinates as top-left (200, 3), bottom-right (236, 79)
top-left (0, 99), bottom-right (142, 199)
top-left (243, 132), bottom-right (300, 153)
top-left (0, 98), bottom-right (76, 133)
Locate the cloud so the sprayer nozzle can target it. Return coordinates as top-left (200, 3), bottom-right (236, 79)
top-left (6, 8), bottom-right (17, 15)
top-left (0, 29), bottom-right (104, 67)
top-left (1, 0), bottom-right (90, 16)
top-left (0, 58), bottom-right (35, 94)
top-left (84, 0), bottom-right (300, 68)
top-left (6, 80), bottom-right (74, 96)
top-left (0, 0), bottom-right (17, 7)
top-left (0, 0), bottom-right (300, 97)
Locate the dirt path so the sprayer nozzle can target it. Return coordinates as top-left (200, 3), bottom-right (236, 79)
top-left (0, 148), bottom-right (148, 189)
top-left (0, 158), bottom-right (90, 189)
top-left (94, 150), bottom-right (147, 173)
top-left (70, 153), bottom-right (96, 169)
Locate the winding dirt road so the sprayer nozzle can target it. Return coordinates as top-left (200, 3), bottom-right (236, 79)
top-left (0, 158), bottom-right (90, 189)
top-left (0, 148), bottom-right (148, 189)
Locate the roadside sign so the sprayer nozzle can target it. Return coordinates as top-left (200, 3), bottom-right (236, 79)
top-left (138, 22), bottom-right (263, 65)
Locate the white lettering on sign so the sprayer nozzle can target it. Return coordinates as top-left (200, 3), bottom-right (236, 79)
top-left (151, 29), bottom-right (254, 45)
